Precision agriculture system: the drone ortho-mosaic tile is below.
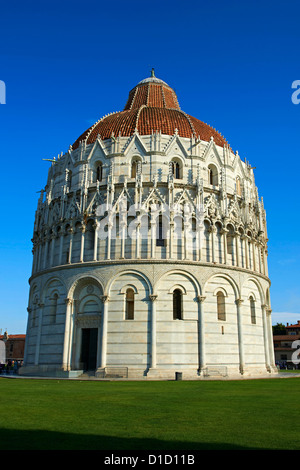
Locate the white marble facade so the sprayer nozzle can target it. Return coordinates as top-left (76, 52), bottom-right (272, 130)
top-left (21, 74), bottom-right (277, 379)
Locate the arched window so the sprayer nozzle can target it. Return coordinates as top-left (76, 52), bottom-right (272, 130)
top-left (173, 289), bottom-right (183, 320)
top-left (131, 159), bottom-right (141, 178)
top-left (250, 296), bottom-right (256, 324)
top-left (125, 288), bottom-right (135, 320)
top-left (208, 164), bottom-right (218, 186)
top-left (131, 160), bottom-right (137, 178)
top-left (236, 177), bottom-right (242, 196)
top-left (156, 215), bottom-right (165, 246)
top-left (171, 160), bottom-right (181, 179)
top-left (50, 293), bottom-right (58, 324)
top-left (96, 163), bottom-right (103, 182)
top-left (217, 291), bottom-right (226, 321)
top-left (67, 170), bottom-right (72, 190)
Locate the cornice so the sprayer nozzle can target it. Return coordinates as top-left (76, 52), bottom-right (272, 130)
top-left (28, 258), bottom-right (271, 285)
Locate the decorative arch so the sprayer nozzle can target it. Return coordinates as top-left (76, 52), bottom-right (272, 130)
top-left (241, 277), bottom-right (265, 305)
top-left (203, 273), bottom-right (240, 300)
top-left (68, 275), bottom-right (104, 300)
top-left (29, 283), bottom-right (39, 304)
top-left (154, 268), bottom-right (201, 297)
top-left (248, 292), bottom-right (257, 302)
top-left (130, 156), bottom-right (142, 178)
top-left (168, 284), bottom-right (187, 295)
top-left (106, 269), bottom-right (153, 297)
top-left (120, 284), bottom-right (139, 295)
top-left (213, 286), bottom-right (228, 297)
top-left (208, 163), bottom-right (218, 186)
top-left (170, 156), bottom-right (184, 179)
top-left (41, 276), bottom-right (67, 304)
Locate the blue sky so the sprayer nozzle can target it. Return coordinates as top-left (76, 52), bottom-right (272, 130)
top-left (0, 0), bottom-right (300, 333)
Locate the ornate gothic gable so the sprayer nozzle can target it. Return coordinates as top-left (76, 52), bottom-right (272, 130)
top-left (204, 193), bottom-right (222, 220)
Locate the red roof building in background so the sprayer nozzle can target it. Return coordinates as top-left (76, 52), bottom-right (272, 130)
top-left (0, 333), bottom-right (26, 363)
top-left (273, 321), bottom-right (300, 368)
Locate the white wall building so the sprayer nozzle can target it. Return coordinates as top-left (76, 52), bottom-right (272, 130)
top-left (21, 71), bottom-right (277, 379)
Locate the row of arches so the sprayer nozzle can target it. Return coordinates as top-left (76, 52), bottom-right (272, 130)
top-left (32, 213), bottom-right (267, 277)
top-left (28, 280), bottom-right (262, 327)
top-left (208, 163), bottom-right (243, 195)
top-left (30, 268), bottom-right (271, 314)
top-left (93, 158), bottom-right (183, 181)
top-left (25, 269), bottom-right (274, 375)
top-left (90, 158), bottom-right (245, 187)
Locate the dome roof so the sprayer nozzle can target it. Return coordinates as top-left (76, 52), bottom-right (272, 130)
top-left (72, 70), bottom-right (231, 150)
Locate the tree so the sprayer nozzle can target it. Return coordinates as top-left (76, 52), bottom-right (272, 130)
top-left (272, 323), bottom-right (286, 335)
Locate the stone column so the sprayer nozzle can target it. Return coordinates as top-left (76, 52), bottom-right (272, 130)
top-left (50, 234), bottom-right (55, 267)
top-left (43, 237), bottom-right (49, 270)
top-left (58, 232), bottom-right (64, 265)
top-left (210, 226), bottom-right (216, 263)
top-left (221, 228), bottom-right (228, 265)
top-left (266, 305), bottom-right (275, 370)
top-left (197, 295), bottom-right (206, 373)
top-left (256, 243), bottom-right (262, 273)
top-left (93, 220), bottom-right (99, 261)
top-left (266, 307), bottom-right (276, 369)
top-left (251, 240), bottom-right (256, 271)
top-left (120, 222), bottom-right (126, 259)
top-left (100, 295), bottom-right (110, 368)
top-left (244, 236), bottom-right (249, 269)
top-left (183, 221), bottom-right (188, 260)
top-left (106, 222), bottom-right (112, 260)
top-left (68, 227), bottom-right (73, 264)
top-left (151, 218), bottom-right (156, 259)
top-left (62, 298), bottom-right (73, 371)
top-left (235, 232), bottom-right (240, 267)
top-left (34, 302), bottom-right (44, 365)
top-left (135, 221), bottom-right (141, 258)
top-left (149, 294), bottom-right (158, 369)
top-left (169, 221), bottom-right (174, 259)
top-left (264, 249), bottom-right (269, 277)
top-left (195, 225), bottom-right (199, 261)
top-left (236, 298), bottom-right (245, 374)
top-left (80, 224), bottom-right (86, 262)
top-left (74, 315), bottom-right (81, 369)
top-left (23, 307), bottom-right (32, 366)
top-left (261, 303), bottom-right (271, 372)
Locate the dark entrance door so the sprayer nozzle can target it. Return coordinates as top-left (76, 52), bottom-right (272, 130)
top-left (81, 328), bottom-right (98, 371)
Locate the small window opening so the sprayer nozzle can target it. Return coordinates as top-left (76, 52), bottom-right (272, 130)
top-left (173, 289), bottom-right (183, 320)
top-left (156, 215), bottom-right (165, 246)
top-left (171, 161), bottom-right (181, 179)
top-left (217, 291), bottom-right (226, 321)
top-left (250, 296), bottom-right (256, 324)
top-left (96, 163), bottom-right (103, 182)
top-left (125, 288), bottom-right (135, 320)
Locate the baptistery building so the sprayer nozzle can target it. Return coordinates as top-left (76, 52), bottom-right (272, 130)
top-left (21, 71), bottom-right (277, 379)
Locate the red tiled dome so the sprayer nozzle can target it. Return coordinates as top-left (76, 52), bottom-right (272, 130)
top-left (72, 72), bottom-right (231, 150)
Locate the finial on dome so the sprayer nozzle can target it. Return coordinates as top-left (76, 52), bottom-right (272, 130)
top-left (151, 68), bottom-right (155, 77)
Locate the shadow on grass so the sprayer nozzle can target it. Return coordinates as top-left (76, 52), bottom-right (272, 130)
top-left (0, 428), bottom-right (258, 451)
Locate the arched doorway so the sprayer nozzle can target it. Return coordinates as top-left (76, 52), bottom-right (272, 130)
top-left (69, 277), bottom-right (104, 372)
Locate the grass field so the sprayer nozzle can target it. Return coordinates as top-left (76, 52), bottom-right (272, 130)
top-left (0, 376), bottom-right (299, 450)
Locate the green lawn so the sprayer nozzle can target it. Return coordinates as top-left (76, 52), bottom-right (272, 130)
top-left (0, 376), bottom-right (299, 450)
